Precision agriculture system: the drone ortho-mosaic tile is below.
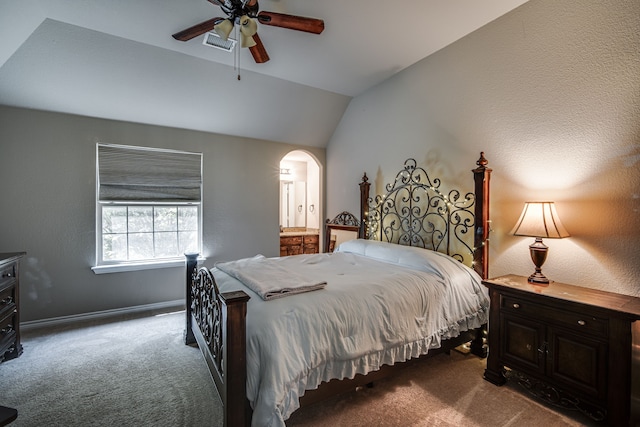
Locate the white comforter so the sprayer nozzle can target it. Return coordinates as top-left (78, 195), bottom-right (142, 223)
top-left (212, 239), bottom-right (489, 427)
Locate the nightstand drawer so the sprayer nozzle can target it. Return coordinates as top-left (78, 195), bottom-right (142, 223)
top-left (502, 295), bottom-right (607, 336)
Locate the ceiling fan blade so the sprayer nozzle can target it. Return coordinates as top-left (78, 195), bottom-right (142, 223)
top-left (249, 33), bottom-right (270, 63)
top-left (257, 12), bottom-right (324, 34)
top-left (172, 17), bottom-right (224, 41)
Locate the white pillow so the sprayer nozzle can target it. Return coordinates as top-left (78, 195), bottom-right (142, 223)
top-left (336, 238), bottom-right (479, 280)
top-left (336, 239), bottom-right (430, 270)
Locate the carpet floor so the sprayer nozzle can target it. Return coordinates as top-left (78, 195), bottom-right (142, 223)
top-left (287, 348), bottom-right (596, 427)
top-left (0, 310), bottom-right (221, 427)
top-left (0, 310), bottom-right (606, 426)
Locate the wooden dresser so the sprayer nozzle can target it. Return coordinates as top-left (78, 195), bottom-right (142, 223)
top-left (0, 252), bottom-right (25, 363)
top-left (483, 274), bottom-right (640, 426)
top-left (279, 234), bottom-right (319, 256)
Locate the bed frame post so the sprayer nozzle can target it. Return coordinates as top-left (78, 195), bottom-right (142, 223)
top-left (184, 252), bottom-right (198, 345)
top-left (359, 173), bottom-right (370, 239)
top-left (472, 152), bottom-right (492, 280)
top-left (471, 152), bottom-right (491, 359)
top-left (222, 291), bottom-right (252, 427)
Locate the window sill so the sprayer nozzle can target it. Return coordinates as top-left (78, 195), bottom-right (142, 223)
top-left (92, 257), bottom-right (205, 275)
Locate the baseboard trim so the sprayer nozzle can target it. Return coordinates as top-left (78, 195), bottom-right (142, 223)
top-left (21, 299), bottom-right (185, 332)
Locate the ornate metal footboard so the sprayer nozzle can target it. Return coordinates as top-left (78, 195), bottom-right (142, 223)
top-left (184, 253), bottom-right (251, 427)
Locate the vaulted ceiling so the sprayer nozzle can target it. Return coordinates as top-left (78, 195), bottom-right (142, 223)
top-left (0, 0), bottom-right (529, 147)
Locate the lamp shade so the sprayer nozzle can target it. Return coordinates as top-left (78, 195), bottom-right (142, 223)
top-left (510, 202), bottom-right (570, 239)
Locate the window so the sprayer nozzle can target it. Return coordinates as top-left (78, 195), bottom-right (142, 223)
top-left (94, 143), bottom-right (202, 273)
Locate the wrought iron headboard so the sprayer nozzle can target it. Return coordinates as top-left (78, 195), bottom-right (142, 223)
top-left (358, 153), bottom-right (492, 278)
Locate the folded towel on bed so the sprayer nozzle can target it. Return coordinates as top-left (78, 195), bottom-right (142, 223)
top-left (215, 255), bottom-right (327, 300)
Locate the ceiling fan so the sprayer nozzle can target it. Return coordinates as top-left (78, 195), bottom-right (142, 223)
top-left (172, 0), bottom-right (325, 64)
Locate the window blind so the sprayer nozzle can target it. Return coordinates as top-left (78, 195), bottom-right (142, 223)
top-left (97, 144), bottom-right (202, 202)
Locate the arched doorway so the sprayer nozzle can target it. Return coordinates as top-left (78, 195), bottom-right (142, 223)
top-left (279, 150), bottom-right (322, 253)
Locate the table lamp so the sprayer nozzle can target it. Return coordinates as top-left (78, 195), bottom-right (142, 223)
top-left (510, 202), bottom-right (570, 284)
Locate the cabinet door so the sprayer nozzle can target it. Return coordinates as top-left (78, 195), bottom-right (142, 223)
top-left (280, 236), bottom-right (303, 256)
top-left (547, 326), bottom-right (608, 400)
top-left (303, 235), bottom-right (319, 254)
top-left (500, 312), bottom-right (546, 375)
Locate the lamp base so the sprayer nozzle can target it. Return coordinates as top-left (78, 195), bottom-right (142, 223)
top-left (527, 271), bottom-right (550, 285)
top-left (528, 237), bottom-right (550, 285)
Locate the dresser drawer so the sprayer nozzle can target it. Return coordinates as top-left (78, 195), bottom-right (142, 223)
top-left (303, 235), bottom-right (319, 244)
top-left (280, 236), bottom-right (303, 246)
top-left (502, 295), bottom-right (607, 336)
top-left (0, 263), bottom-right (16, 289)
top-left (0, 312), bottom-right (17, 357)
top-left (0, 287), bottom-right (15, 319)
top-left (0, 310), bottom-right (17, 339)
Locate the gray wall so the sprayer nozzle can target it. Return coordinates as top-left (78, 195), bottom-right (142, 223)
top-left (326, 0), bottom-right (640, 296)
top-left (0, 106), bottom-right (324, 322)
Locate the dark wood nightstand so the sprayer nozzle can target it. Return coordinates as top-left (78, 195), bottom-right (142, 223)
top-left (483, 274), bottom-right (640, 426)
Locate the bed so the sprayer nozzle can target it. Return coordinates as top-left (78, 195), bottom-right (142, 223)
top-left (184, 152), bottom-right (493, 427)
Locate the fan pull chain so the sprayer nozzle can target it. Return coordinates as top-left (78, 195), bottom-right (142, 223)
top-left (234, 25), bottom-right (241, 80)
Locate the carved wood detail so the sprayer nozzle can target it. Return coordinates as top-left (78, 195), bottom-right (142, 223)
top-left (506, 370), bottom-right (606, 422)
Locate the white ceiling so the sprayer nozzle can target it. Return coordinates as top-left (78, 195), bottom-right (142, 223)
top-left (0, 0), bottom-right (529, 147)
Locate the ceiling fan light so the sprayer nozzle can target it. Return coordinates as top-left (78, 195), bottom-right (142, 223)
top-left (213, 19), bottom-right (233, 40)
top-left (241, 33), bottom-right (257, 48)
top-left (239, 15), bottom-right (258, 37)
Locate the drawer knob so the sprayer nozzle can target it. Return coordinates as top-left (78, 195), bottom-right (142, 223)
top-left (512, 303), bottom-right (520, 309)
top-left (1, 272), bottom-right (12, 278)
top-left (577, 320), bottom-right (586, 326)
